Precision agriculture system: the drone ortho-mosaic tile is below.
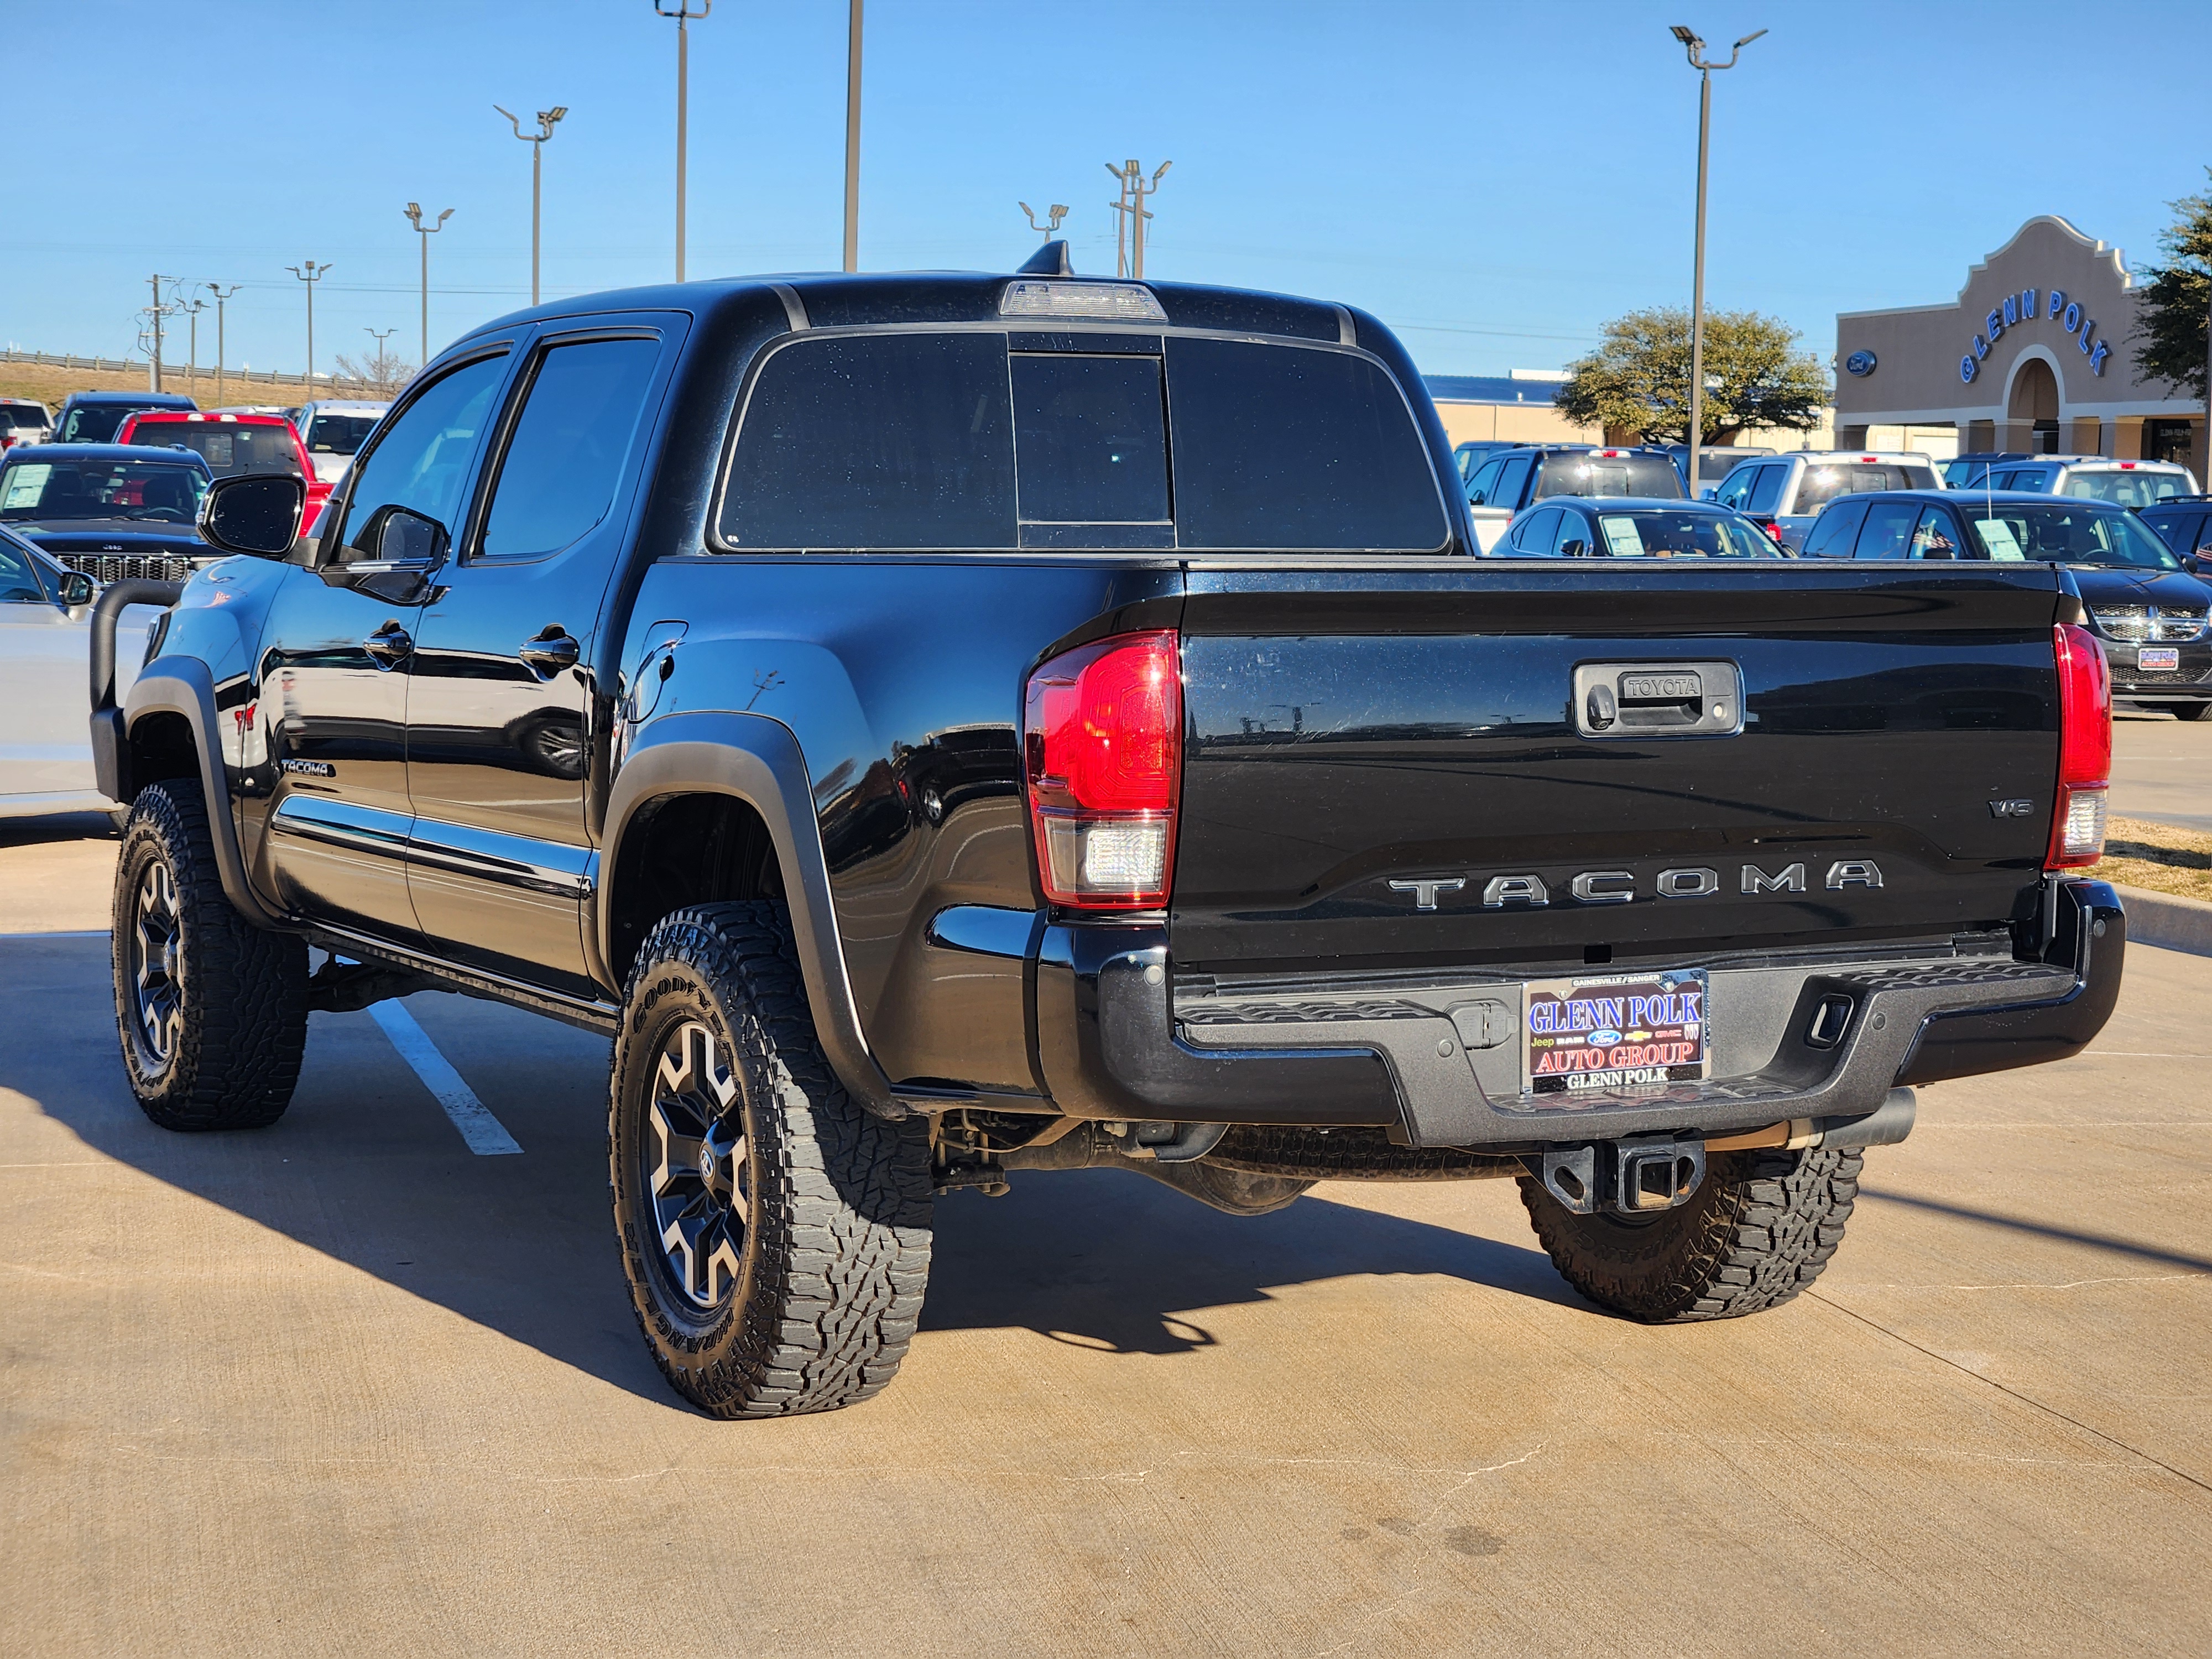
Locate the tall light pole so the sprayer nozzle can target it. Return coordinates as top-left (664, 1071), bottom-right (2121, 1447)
top-left (205, 283), bottom-right (239, 406)
top-left (364, 327), bottom-right (398, 397)
top-left (1020, 201), bottom-right (1070, 242)
top-left (844, 0), bottom-right (862, 272)
top-left (1103, 160), bottom-right (1171, 280)
top-left (286, 260), bottom-right (332, 399)
top-left (655, 0), bottom-right (711, 281)
top-left (179, 295), bottom-right (207, 395)
top-left (147, 273), bottom-right (178, 390)
top-left (495, 103), bottom-right (568, 305)
top-left (1670, 23), bottom-right (1764, 498)
top-left (403, 203), bottom-right (453, 367)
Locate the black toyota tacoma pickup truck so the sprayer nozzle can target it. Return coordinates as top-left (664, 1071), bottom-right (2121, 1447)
top-left (88, 246), bottom-right (2125, 1418)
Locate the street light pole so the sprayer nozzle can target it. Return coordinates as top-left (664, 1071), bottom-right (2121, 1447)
top-left (844, 0), bottom-right (862, 272)
top-left (496, 103), bottom-right (568, 305)
top-left (147, 273), bottom-right (177, 391)
top-left (364, 327), bottom-right (398, 398)
top-left (205, 284), bottom-right (239, 406)
top-left (403, 203), bottom-right (455, 367)
top-left (1670, 23), bottom-right (1764, 498)
top-left (180, 296), bottom-right (206, 396)
top-left (285, 261), bottom-right (331, 399)
top-left (655, 1), bottom-right (711, 282)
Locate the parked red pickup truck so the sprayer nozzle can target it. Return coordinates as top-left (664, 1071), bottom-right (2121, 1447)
top-left (117, 410), bottom-right (331, 523)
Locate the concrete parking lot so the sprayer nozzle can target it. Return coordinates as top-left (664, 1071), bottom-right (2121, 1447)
top-left (2115, 704), bottom-right (2212, 832)
top-left (5, 791), bottom-right (2211, 1656)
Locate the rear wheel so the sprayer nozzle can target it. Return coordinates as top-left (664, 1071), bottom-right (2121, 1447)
top-left (1518, 1145), bottom-right (1862, 1322)
top-left (2157, 702), bottom-right (2211, 722)
top-left (111, 782), bottom-right (307, 1130)
top-left (610, 901), bottom-right (933, 1417)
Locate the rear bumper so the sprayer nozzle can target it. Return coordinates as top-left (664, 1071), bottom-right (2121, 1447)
top-left (1033, 880), bottom-right (2124, 1149)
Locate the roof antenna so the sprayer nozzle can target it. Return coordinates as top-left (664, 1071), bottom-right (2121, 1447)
top-left (1017, 239), bottom-right (1073, 276)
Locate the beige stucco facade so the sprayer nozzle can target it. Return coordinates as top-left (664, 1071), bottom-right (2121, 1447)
top-left (1835, 216), bottom-right (2205, 473)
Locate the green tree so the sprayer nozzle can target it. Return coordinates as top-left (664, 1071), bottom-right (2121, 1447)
top-left (1554, 306), bottom-right (1830, 445)
top-left (2128, 169), bottom-right (2212, 404)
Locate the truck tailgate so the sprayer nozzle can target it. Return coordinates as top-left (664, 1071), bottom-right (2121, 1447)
top-left (1171, 562), bottom-right (2069, 975)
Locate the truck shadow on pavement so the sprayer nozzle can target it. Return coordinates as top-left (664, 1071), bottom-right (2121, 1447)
top-left (3, 936), bottom-right (1574, 1410)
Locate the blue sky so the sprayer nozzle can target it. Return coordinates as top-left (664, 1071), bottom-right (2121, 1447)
top-left (7, 0), bottom-right (2209, 380)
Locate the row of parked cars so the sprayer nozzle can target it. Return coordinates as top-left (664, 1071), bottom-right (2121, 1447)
top-left (1448, 437), bottom-right (2212, 719)
top-left (0, 389), bottom-right (389, 819)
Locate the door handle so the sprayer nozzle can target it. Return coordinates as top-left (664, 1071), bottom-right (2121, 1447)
top-left (362, 620), bottom-right (413, 669)
top-left (518, 626), bottom-right (580, 676)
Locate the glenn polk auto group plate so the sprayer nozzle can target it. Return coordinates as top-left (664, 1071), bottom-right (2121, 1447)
top-left (1524, 968), bottom-right (1709, 1098)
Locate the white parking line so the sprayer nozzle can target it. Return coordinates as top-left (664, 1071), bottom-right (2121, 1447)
top-left (368, 1001), bottom-right (523, 1156)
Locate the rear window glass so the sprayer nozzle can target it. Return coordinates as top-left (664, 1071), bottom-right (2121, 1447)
top-left (0, 406), bottom-right (46, 430)
top-left (57, 404), bottom-right (144, 444)
top-left (1531, 452), bottom-right (1683, 502)
top-left (129, 422), bottom-right (301, 478)
top-left (2061, 469), bottom-right (2193, 508)
top-left (1165, 337), bottom-right (1443, 549)
top-left (1795, 463), bottom-right (1936, 514)
top-left (722, 333), bottom-right (1016, 550)
top-left (305, 414), bottom-right (382, 455)
top-left (1011, 353), bottom-right (1168, 526)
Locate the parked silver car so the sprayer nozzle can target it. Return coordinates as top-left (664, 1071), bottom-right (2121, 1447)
top-left (1709, 450), bottom-right (1943, 551)
top-left (0, 527), bottom-right (154, 819)
top-left (1954, 455), bottom-right (2200, 509)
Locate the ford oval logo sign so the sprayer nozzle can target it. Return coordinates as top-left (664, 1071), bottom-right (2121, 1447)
top-left (1844, 349), bottom-right (1877, 377)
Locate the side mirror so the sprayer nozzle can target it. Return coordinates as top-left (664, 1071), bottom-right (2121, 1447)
top-left (59, 571), bottom-right (95, 606)
top-left (1467, 490), bottom-right (1485, 507)
top-left (1699, 487), bottom-right (1719, 502)
top-left (370, 506), bottom-right (447, 565)
top-left (1558, 539), bottom-right (1589, 558)
top-left (200, 472), bottom-right (305, 558)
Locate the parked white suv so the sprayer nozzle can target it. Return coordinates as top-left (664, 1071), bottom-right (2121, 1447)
top-left (1961, 455), bottom-right (2201, 509)
top-left (1711, 451), bottom-right (1943, 551)
top-left (294, 399), bottom-right (390, 485)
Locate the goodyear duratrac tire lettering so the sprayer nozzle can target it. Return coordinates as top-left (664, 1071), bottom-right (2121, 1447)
top-left (1516, 1145), bottom-right (1863, 1322)
top-left (608, 901), bottom-right (933, 1417)
top-left (111, 782), bottom-right (307, 1131)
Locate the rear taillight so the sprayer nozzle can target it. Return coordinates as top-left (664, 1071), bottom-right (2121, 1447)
top-left (1024, 629), bottom-right (1181, 908)
top-left (1760, 519), bottom-right (1786, 542)
top-left (2048, 621), bottom-right (2111, 868)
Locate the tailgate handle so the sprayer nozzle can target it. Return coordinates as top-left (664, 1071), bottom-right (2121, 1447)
top-left (1573, 661), bottom-right (1743, 739)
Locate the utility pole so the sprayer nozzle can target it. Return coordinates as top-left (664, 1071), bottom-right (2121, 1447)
top-left (1669, 23), bottom-right (1765, 498)
top-left (205, 283), bottom-right (239, 406)
top-left (403, 204), bottom-right (454, 367)
top-left (843, 0), bottom-right (862, 272)
top-left (1020, 201), bottom-right (1070, 242)
top-left (655, 0), bottom-right (711, 282)
top-left (1103, 160), bottom-right (1170, 279)
top-left (147, 273), bottom-right (178, 390)
top-left (286, 260), bottom-right (332, 399)
top-left (179, 295), bottom-right (207, 396)
top-left (496, 103), bottom-right (568, 305)
top-left (364, 327), bottom-right (398, 398)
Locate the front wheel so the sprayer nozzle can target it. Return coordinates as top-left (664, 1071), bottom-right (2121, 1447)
top-left (1518, 1145), bottom-right (1863, 1322)
top-left (2157, 702), bottom-right (2211, 722)
top-left (609, 902), bottom-right (933, 1417)
top-left (111, 782), bottom-right (307, 1130)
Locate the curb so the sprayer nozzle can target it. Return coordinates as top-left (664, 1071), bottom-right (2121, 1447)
top-left (2115, 883), bottom-right (2212, 959)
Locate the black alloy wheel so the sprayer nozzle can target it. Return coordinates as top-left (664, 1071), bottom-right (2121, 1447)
top-left (637, 1019), bottom-right (751, 1316)
top-left (126, 858), bottom-right (185, 1074)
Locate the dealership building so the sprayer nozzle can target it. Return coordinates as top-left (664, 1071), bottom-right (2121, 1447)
top-left (1834, 216), bottom-right (2206, 474)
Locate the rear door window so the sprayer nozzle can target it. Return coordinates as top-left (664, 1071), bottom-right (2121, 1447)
top-left (1853, 499), bottom-right (1921, 559)
top-left (1165, 338), bottom-right (1443, 550)
top-left (1510, 508), bottom-right (1559, 552)
top-left (1713, 466), bottom-right (1757, 510)
top-left (1551, 509), bottom-right (1592, 554)
top-left (1908, 505), bottom-right (1962, 560)
top-left (1746, 465), bottom-right (1787, 514)
top-left (479, 336), bottom-right (663, 560)
top-left (1488, 452), bottom-right (1534, 512)
top-left (1801, 499), bottom-right (1868, 558)
top-left (722, 333), bottom-right (1016, 549)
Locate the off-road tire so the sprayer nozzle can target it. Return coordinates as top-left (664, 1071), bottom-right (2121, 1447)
top-left (111, 781), bottom-right (308, 1130)
top-left (610, 901), bottom-right (933, 1417)
top-left (1517, 1145), bottom-right (1863, 1322)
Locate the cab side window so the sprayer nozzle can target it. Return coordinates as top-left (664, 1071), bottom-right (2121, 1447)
top-left (477, 337), bottom-right (662, 561)
top-left (1511, 507), bottom-right (1559, 552)
top-left (1854, 499), bottom-right (1921, 559)
top-left (332, 353), bottom-right (509, 565)
top-left (1490, 453), bottom-right (1533, 509)
top-left (1801, 499), bottom-right (1867, 559)
top-left (1745, 465), bottom-right (1787, 515)
top-left (1714, 466), bottom-right (1757, 510)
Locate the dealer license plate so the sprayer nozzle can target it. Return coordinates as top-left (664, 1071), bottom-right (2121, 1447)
top-left (2139, 646), bottom-right (2180, 670)
top-left (1524, 968), bottom-right (1709, 1098)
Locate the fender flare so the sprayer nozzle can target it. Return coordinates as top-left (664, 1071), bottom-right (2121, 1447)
top-left (599, 710), bottom-right (906, 1120)
top-left (122, 656), bottom-right (291, 932)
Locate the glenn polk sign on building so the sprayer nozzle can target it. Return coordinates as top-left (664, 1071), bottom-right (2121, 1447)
top-left (1834, 216), bottom-right (2205, 471)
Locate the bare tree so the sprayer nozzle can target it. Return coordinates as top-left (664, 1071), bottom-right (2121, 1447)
top-left (332, 341), bottom-right (416, 400)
